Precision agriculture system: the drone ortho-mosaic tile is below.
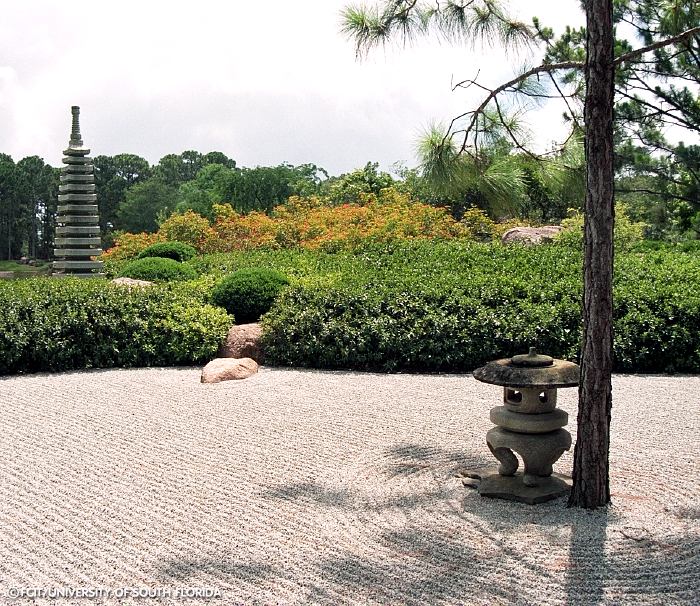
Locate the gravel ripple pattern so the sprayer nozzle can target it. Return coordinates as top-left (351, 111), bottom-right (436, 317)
top-left (0, 368), bottom-right (698, 605)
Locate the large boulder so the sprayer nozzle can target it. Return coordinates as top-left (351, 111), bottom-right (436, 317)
top-left (218, 323), bottom-right (265, 364)
top-left (501, 226), bottom-right (563, 245)
top-left (201, 357), bottom-right (259, 383)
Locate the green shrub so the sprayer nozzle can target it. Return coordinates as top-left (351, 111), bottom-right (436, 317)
top-left (119, 257), bottom-right (197, 282)
top-left (629, 240), bottom-right (668, 252)
top-left (0, 278), bottom-right (232, 375)
top-left (211, 268), bottom-right (290, 323)
top-left (258, 241), bottom-right (700, 373)
top-left (677, 240), bottom-right (700, 253)
top-left (262, 284), bottom-right (582, 372)
top-left (138, 241), bottom-right (197, 262)
top-left (556, 203), bottom-right (648, 251)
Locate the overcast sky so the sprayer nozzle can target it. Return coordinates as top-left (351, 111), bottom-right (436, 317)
top-left (0, 1), bottom-right (586, 175)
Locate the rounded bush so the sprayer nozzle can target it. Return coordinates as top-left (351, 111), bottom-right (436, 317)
top-left (138, 241), bottom-right (197, 262)
top-left (0, 278), bottom-right (231, 374)
top-left (119, 257), bottom-right (197, 282)
top-left (211, 268), bottom-right (290, 323)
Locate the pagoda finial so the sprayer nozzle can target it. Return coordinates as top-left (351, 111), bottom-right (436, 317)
top-left (70, 106), bottom-right (83, 147)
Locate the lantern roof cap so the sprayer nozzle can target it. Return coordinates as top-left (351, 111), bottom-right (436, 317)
top-left (473, 348), bottom-right (579, 388)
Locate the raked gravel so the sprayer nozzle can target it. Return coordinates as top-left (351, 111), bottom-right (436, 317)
top-left (0, 367), bottom-right (698, 606)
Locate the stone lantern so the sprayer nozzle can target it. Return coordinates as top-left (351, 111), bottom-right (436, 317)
top-left (467, 347), bottom-right (579, 504)
top-left (53, 106), bottom-right (104, 278)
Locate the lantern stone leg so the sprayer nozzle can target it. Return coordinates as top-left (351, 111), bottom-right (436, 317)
top-left (466, 348), bottom-right (580, 505)
top-left (486, 427), bottom-right (571, 487)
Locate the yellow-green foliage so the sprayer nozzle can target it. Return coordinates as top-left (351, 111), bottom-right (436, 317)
top-left (556, 203), bottom-right (648, 251)
top-left (159, 211), bottom-right (213, 249)
top-left (460, 206), bottom-right (531, 240)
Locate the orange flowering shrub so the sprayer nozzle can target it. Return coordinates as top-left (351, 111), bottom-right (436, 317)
top-left (100, 231), bottom-right (163, 262)
top-left (271, 189), bottom-right (467, 250)
top-left (204, 204), bottom-right (278, 252)
top-left (103, 187), bottom-right (493, 258)
top-left (159, 211), bottom-right (214, 250)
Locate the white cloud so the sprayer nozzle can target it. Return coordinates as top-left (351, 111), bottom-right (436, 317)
top-left (0, 0), bottom-right (586, 174)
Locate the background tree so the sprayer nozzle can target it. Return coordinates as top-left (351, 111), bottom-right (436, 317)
top-left (202, 151), bottom-right (237, 169)
top-left (16, 156), bottom-right (59, 260)
top-left (174, 162), bottom-right (328, 217)
top-left (176, 163), bottom-right (233, 219)
top-left (116, 178), bottom-right (179, 233)
top-left (536, 0), bottom-right (700, 238)
top-left (154, 150), bottom-right (236, 188)
top-left (0, 154), bottom-right (59, 261)
top-left (155, 151), bottom-right (204, 187)
top-left (0, 154), bottom-right (28, 260)
top-left (410, 120), bottom-right (585, 220)
top-left (93, 153), bottom-right (152, 237)
top-left (221, 163), bottom-right (328, 214)
top-left (321, 161), bottom-right (395, 205)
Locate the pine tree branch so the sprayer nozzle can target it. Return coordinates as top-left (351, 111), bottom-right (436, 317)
top-left (456, 61), bottom-right (583, 152)
top-left (451, 24), bottom-right (700, 155)
top-left (492, 97), bottom-right (542, 161)
top-left (616, 187), bottom-right (697, 204)
top-left (614, 25), bottom-right (700, 66)
top-left (616, 86), bottom-right (699, 132)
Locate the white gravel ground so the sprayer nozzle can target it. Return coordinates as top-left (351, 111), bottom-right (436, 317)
top-left (0, 367), bottom-right (698, 605)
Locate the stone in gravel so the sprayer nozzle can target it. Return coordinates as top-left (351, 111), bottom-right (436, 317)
top-left (111, 277), bottom-right (153, 288)
top-left (201, 358), bottom-right (258, 383)
top-left (501, 226), bottom-right (563, 245)
top-left (218, 323), bottom-right (265, 363)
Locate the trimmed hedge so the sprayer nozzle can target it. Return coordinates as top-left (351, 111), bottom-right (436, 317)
top-left (4, 241), bottom-right (698, 376)
top-left (260, 241), bottom-right (700, 373)
top-left (0, 278), bottom-right (232, 375)
top-left (119, 257), bottom-right (198, 282)
top-left (211, 268), bottom-right (290, 324)
top-left (138, 241), bottom-right (197, 262)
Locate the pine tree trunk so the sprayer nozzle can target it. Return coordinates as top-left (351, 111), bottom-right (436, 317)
top-left (568, 0), bottom-right (615, 508)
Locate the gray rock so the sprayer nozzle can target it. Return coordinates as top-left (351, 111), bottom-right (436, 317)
top-left (201, 358), bottom-right (259, 383)
top-left (501, 225), bottom-right (563, 245)
top-left (218, 323), bottom-right (265, 364)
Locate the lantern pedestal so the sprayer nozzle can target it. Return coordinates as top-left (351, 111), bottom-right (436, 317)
top-left (463, 469), bottom-right (572, 505)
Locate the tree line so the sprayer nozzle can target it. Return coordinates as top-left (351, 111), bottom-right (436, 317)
top-left (0, 151), bottom-right (325, 260)
top-left (0, 143), bottom-right (584, 261)
top-left (0, 130), bottom-right (696, 262)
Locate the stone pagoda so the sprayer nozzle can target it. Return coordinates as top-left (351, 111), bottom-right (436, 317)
top-left (53, 106), bottom-right (103, 277)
